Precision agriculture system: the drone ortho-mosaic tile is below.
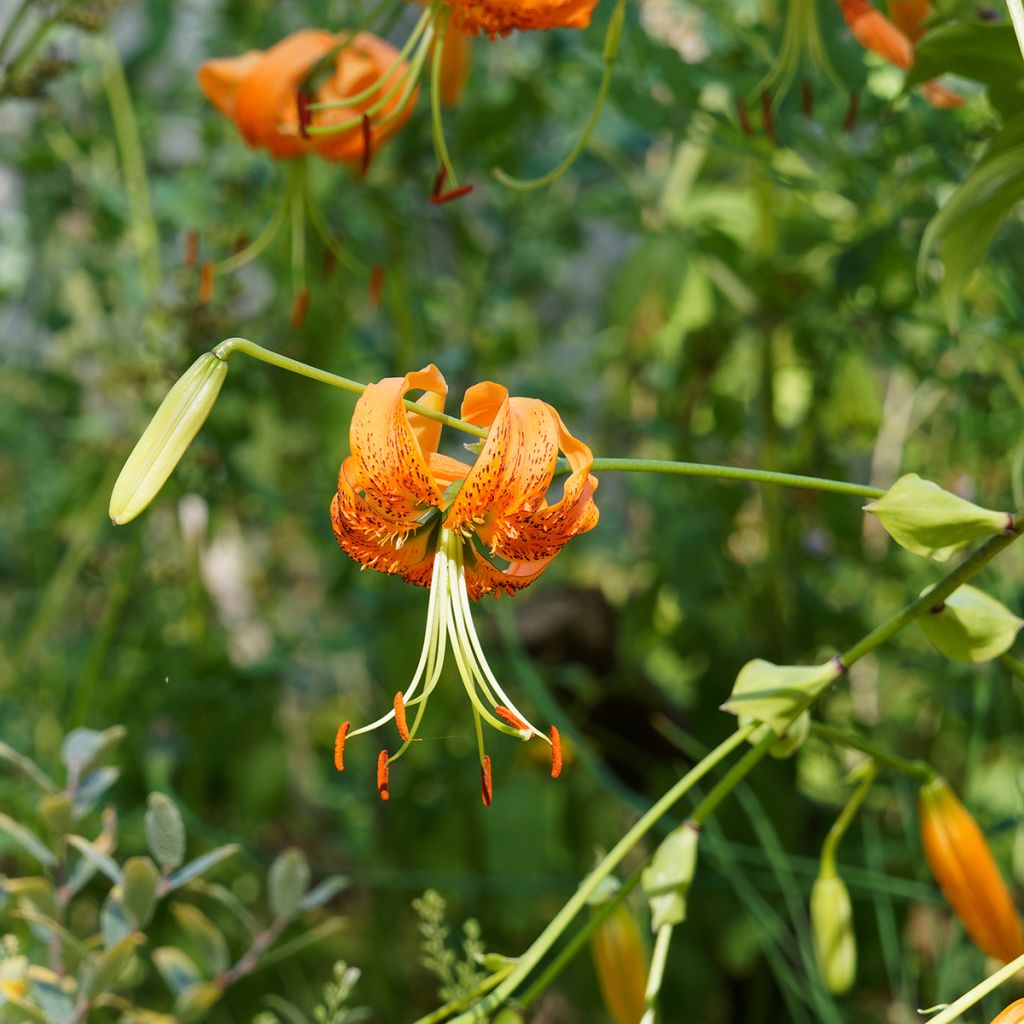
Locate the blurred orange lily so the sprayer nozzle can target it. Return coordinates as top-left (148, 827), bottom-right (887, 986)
top-left (198, 29), bottom-right (418, 164)
top-left (330, 365), bottom-right (598, 800)
top-left (918, 777), bottom-right (1024, 963)
top-left (838, 0), bottom-right (962, 107)
top-left (443, 0), bottom-right (600, 38)
top-left (993, 999), bottom-right (1024, 1023)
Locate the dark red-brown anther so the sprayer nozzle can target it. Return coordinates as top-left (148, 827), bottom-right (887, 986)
top-left (290, 287), bottom-right (310, 328)
top-left (184, 230), bottom-right (199, 269)
top-left (480, 755), bottom-right (493, 807)
top-left (737, 97), bottom-right (752, 137)
top-left (322, 248), bottom-right (337, 279)
top-left (233, 233), bottom-right (249, 255)
top-left (432, 166), bottom-right (448, 199)
top-left (198, 260), bottom-right (214, 304)
top-left (801, 80), bottom-right (814, 118)
top-left (844, 91), bottom-right (860, 132)
top-left (297, 89), bottom-right (314, 139)
top-left (369, 265), bottom-right (385, 307)
top-left (360, 114), bottom-right (374, 177)
top-left (761, 90), bottom-right (777, 144)
top-left (430, 184), bottom-right (474, 206)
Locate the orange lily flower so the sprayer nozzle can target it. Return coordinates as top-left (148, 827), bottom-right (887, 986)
top-left (838, 0), bottom-right (962, 107)
top-left (918, 777), bottom-right (1024, 963)
top-left (198, 30), bottom-right (418, 164)
top-left (993, 1000), bottom-right (1024, 1023)
top-left (443, 0), bottom-right (600, 39)
top-left (329, 365), bottom-right (598, 800)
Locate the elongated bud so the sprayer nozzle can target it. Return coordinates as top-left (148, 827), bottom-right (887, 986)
top-left (864, 474), bottom-right (1011, 561)
top-left (918, 777), bottom-right (1024, 962)
top-left (918, 584), bottom-right (1023, 663)
top-left (109, 353), bottom-right (228, 525)
top-left (810, 867), bottom-right (857, 995)
top-left (642, 819), bottom-right (700, 930)
top-left (588, 880), bottom-right (648, 1024)
top-left (992, 998), bottom-right (1024, 1023)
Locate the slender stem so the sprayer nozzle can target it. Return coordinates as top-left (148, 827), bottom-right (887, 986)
top-left (0, 0), bottom-right (34, 67)
top-left (810, 723), bottom-right (933, 783)
top-left (639, 924), bottom-right (674, 1024)
top-left (443, 725), bottom-right (759, 1024)
top-left (409, 965), bottom-right (515, 1024)
top-left (819, 762), bottom-right (878, 875)
top-left (1007, 0), bottom-right (1024, 62)
top-left (1001, 652), bottom-right (1024, 680)
top-left (304, 177), bottom-right (369, 275)
top-left (588, 458), bottom-right (884, 498)
top-left (430, 8), bottom-right (458, 186)
top-left (493, 0), bottom-right (626, 191)
top-left (213, 193), bottom-right (288, 274)
top-left (518, 869), bottom-right (643, 1009)
top-left (925, 948), bottom-right (1024, 1024)
top-left (289, 159), bottom-right (306, 290)
top-left (689, 732), bottom-right (778, 826)
top-left (2, 15), bottom-right (51, 86)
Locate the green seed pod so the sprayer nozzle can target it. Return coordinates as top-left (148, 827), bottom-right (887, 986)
top-left (109, 352), bottom-right (228, 525)
top-left (810, 868), bottom-right (856, 995)
top-left (642, 820), bottom-right (700, 930)
top-left (918, 584), bottom-right (1023, 663)
top-left (863, 474), bottom-right (1009, 561)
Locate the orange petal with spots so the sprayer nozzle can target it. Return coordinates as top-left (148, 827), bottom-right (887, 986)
top-left (197, 51), bottom-right (264, 119)
top-left (463, 547), bottom-right (555, 599)
top-left (840, 0), bottom-right (914, 70)
top-left (446, 0), bottom-right (600, 37)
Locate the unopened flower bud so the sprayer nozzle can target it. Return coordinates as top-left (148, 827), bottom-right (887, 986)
top-left (918, 584), bottom-right (1023, 663)
top-left (864, 473), bottom-right (1010, 561)
top-left (810, 868), bottom-right (857, 995)
top-left (919, 777), bottom-right (1024, 963)
top-left (992, 998), bottom-right (1024, 1023)
top-left (109, 353), bottom-right (228, 525)
top-left (588, 880), bottom-right (648, 1024)
top-left (642, 819), bottom-right (700, 930)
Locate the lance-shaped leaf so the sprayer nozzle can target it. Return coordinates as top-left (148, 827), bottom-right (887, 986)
top-left (80, 933), bottom-right (144, 999)
top-left (0, 741), bottom-right (55, 793)
top-left (864, 474), bottom-right (1010, 561)
top-left (68, 835), bottom-right (123, 884)
top-left (0, 812), bottom-right (57, 867)
top-left (170, 904), bottom-right (230, 976)
top-left (72, 767), bottom-right (120, 822)
top-left (721, 660), bottom-right (838, 735)
top-left (165, 845), bottom-right (240, 893)
top-left (152, 947), bottom-right (203, 997)
top-left (268, 848), bottom-right (311, 919)
top-left (918, 584), bottom-right (1023, 663)
top-left (298, 874), bottom-right (348, 912)
top-left (175, 981), bottom-right (223, 1023)
top-left (642, 821), bottom-right (700, 931)
top-left (61, 726), bottom-right (125, 783)
top-left (109, 352), bottom-right (228, 525)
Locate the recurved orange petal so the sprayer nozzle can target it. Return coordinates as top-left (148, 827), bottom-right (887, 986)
top-left (840, 0), bottom-right (914, 70)
top-left (920, 79), bottom-right (963, 108)
top-left (445, 0), bottom-right (600, 37)
top-left (887, 0), bottom-right (932, 42)
top-left (197, 51), bottom-right (264, 119)
top-left (439, 28), bottom-right (472, 106)
top-left (233, 29), bottom-right (338, 158)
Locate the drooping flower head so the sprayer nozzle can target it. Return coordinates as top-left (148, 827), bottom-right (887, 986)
top-left (330, 365), bottom-right (599, 802)
top-left (198, 30), bottom-right (418, 164)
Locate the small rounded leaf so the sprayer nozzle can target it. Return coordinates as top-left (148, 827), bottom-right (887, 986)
top-left (864, 474), bottom-right (1009, 561)
top-left (123, 856), bottom-right (160, 927)
top-left (175, 981), bottom-right (223, 1022)
top-left (267, 848), bottom-right (311, 920)
top-left (642, 821), bottom-right (700, 931)
top-left (146, 793), bottom-right (186, 872)
top-left (810, 870), bottom-right (857, 995)
top-left (109, 352), bottom-right (228, 525)
top-left (918, 584), bottom-right (1023, 663)
top-left (38, 793), bottom-right (73, 838)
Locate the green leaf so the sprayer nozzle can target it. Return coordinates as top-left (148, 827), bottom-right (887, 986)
top-left (72, 767), bottom-right (120, 821)
top-left (165, 845), bottom-right (240, 893)
top-left (29, 978), bottom-right (74, 1024)
top-left (255, 917), bottom-right (346, 973)
top-left (101, 892), bottom-right (134, 948)
top-left (80, 933), bottom-right (144, 999)
top-left (12, 908), bottom-right (90, 961)
top-left (170, 903), bottom-right (230, 976)
top-left (0, 741), bottom-right (56, 793)
top-left (720, 660), bottom-right (838, 735)
top-left (864, 474), bottom-right (1010, 560)
top-left (261, 996), bottom-right (308, 1024)
top-left (267, 848), bottom-right (310, 920)
top-left (38, 794), bottom-right (73, 838)
top-left (152, 947), bottom-right (203, 997)
top-left (67, 834), bottom-right (123, 884)
top-left (60, 726), bottom-right (125, 781)
top-left (918, 584), bottom-right (1023, 663)
top-left (297, 874), bottom-right (348, 912)
top-left (122, 856), bottom-right (160, 927)
top-left (145, 793), bottom-right (186, 872)
top-left (65, 811), bottom-right (118, 897)
top-left (175, 981), bottom-right (224, 1023)
top-left (183, 879), bottom-right (259, 935)
top-left (0, 812), bottom-right (57, 867)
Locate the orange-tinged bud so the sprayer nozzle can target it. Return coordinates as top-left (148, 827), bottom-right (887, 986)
top-left (394, 692), bottom-right (410, 741)
top-left (589, 897), bottom-right (649, 1024)
top-left (377, 749), bottom-right (390, 801)
top-left (993, 998), bottom-right (1024, 1023)
top-left (334, 721), bottom-right (350, 771)
top-left (919, 777), bottom-right (1024, 963)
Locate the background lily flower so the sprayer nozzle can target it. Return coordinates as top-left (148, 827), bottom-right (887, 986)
top-left (329, 365), bottom-right (599, 798)
top-left (442, 0), bottom-right (601, 39)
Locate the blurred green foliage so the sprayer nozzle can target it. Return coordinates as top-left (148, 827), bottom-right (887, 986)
top-left (2, 0), bottom-right (1024, 1020)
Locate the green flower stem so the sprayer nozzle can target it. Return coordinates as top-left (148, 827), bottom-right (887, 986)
top-left (518, 869), bottom-right (643, 1010)
top-left (1008, 0), bottom-right (1024, 62)
top-left (818, 762), bottom-right (878, 876)
top-left (838, 517), bottom-right (1023, 671)
top-left (809, 723), bottom-right (934, 784)
top-left (639, 923), bottom-right (675, 1024)
top-left (429, 7), bottom-right (457, 187)
top-left (1001, 652), bottom-right (1024, 680)
top-left (410, 964), bottom-right (515, 1024)
top-left (925, 947), bottom-right (1024, 1024)
top-left (96, 36), bottom-right (161, 299)
top-left (588, 458), bottom-right (885, 499)
top-left (441, 724), bottom-right (759, 1024)
top-left (689, 732), bottom-right (778, 827)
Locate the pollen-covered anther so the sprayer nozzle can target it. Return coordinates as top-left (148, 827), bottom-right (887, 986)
top-left (480, 755), bottom-right (493, 807)
top-left (394, 691), bottom-right (410, 741)
top-left (334, 721), bottom-right (350, 771)
top-left (550, 725), bottom-right (562, 779)
top-left (495, 706), bottom-right (530, 733)
top-left (377, 749), bottom-right (390, 801)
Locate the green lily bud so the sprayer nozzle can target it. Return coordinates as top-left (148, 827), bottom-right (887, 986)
top-left (642, 820), bottom-right (700, 930)
top-left (741, 710), bottom-right (812, 759)
top-left (109, 353), bottom-right (228, 525)
top-left (810, 867), bottom-right (856, 995)
top-left (864, 474), bottom-right (1010, 561)
top-left (721, 659), bottom-right (838, 735)
top-left (918, 584), bottom-right (1023, 663)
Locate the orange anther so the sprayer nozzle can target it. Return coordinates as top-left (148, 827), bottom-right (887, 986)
top-left (369, 265), bottom-right (385, 307)
top-left (333, 721), bottom-right (350, 772)
top-left (198, 260), bottom-right (214, 305)
top-left (394, 691), bottom-right (410, 741)
top-left (290, 287), bottom-right (310, 328)
top-left (495, 706), bottom-right (529, 732)
top-left (550, 725), bottom-right (562, 779)
top-left (377, 749), bottom-right (390, 801)
top-left (480, 755), bottom-right (493, 807)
